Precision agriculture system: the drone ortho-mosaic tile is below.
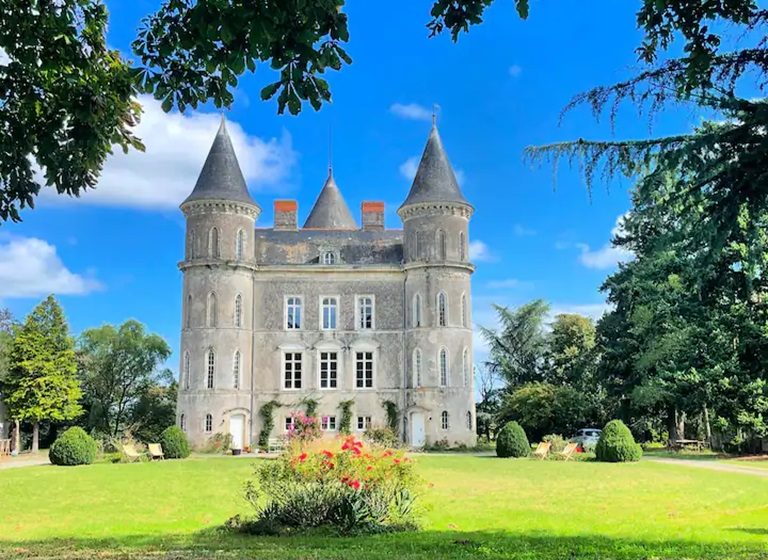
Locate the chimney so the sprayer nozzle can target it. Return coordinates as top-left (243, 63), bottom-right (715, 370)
top-left (361, 201), bottom-right (385, 231)
top-left (274, 200), bottom-right (298, 230)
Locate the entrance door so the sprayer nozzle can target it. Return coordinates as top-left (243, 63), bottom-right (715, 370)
top-left (411, 412), bottom-right (425, 447)
top-left (229, 414), bottom-right (245, 450)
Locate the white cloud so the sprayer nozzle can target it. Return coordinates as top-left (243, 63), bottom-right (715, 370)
top-left (0, 48), bottom-right (10, 66)
top-left (550, 302), bottom-right (613, 321)
top-left (564, 213), bottom-right (634, 270)
top-left (41, 95), bottom-right (297, 210)
top-left (390, 103), bottom-right (432, 121)
top-left (508, 65), bottom-right (523, 78)
top-left (469, 240), bottom-right (498, 263)
top-left (399, 156), bottom-right (420, 181)
top-left (0, 236), bottom-right (101, 299)
top-left (513, 224), bottom-right (536, 237)
top-left (486, 278), bottom-right (529, 290)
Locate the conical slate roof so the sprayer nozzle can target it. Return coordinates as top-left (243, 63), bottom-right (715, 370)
top-left (400, 125), bottom-right (468, 208)
top-left (302, 169), bottom-right (357, 229)
top-left (183, 119), bottom-right (257, 207)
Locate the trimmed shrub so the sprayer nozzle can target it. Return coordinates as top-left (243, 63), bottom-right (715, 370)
top-left (595, 420), bottom-right (643, 462)
top-left (49, 427), bottom-right (98, 466)
top-left (542, 434), bottom-right (566, 453)
top-left (160, 426), bottom-right (191, 459)
top-left (496, 421), bottom-right (530, 458)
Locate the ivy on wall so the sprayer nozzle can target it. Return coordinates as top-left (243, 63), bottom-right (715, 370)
top-left (301, 397), bottom-right (319, 417)
top-left (383, 400), bottom-right (399, 433)
top-left (339, 399), bottom-right (355, 435)
top-left (257, 400), bottom-right (282, 450)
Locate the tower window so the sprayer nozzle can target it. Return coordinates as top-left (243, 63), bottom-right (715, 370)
top-left (462, 348), bottom-right (469, 387)
top-left (437, 229), bottom-right (446, 260)
top-left (235, 229), bottom-right (245, 260)
top-left (437, 292), bottom-right (447, 327)
top-left (209, 227), bottom-right (220, 258)
top-left (467, 411), bottom-right (473, 431)
top-left (322, 251), bottom-right (337, 265)
top-left (234, 295), bottom-right (243, 328)
top-left (413, 293), bottom-right (422, 328)
top-left (180, 414), bottom-right (186, 432)
top-left (441, 411), bottom-right (449, 430)
top-left (283, 352), bottom-right (302, 390)
top-left (415, 231), bottom-right (423, 259)
top-left (439, 348), bottom-right (448, 387)
top-left (355, 351), bottom-right (374, 388)
top-left (233, 350), bottom-right (241, 389)
top-left (185, 294), bottom-right (192, 329)
top-left (459, 232), bottom-right (466, 261)
top-left (207, 293), bottom-right (217, 327)
top-left (205, 414), bottom-right (213, 433)
top-left (357, 296), bottom-right (374, 330)
top-left (183, 351), bottom-right (190, 391)
top-left (321, 297), bottom-right (338, 330)
top-left (319, 351), bottom-right (338, 389)
top-left (286, 296), bottom-right (303, 330)
top-left (413, 348), bottom-right (422, 388)
top-left (206, 349), bottom-right (215, 389)
top-left (461, 294), bottom-right (468, 328)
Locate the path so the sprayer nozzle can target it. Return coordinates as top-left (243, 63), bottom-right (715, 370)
top-left (651, 457), bottom-right (768, 477)
top-left (0, 454), bottom-right (50, 471)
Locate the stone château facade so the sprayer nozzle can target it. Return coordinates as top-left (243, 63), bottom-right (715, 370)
top-left (177, 120), bottom-right (476, 449)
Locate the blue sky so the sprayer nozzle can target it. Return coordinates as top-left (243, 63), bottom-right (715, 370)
top-left (0, 1), bottom-right (709, 372)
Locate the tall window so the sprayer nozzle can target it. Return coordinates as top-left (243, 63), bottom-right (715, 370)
top-left (413, 348), bottom-right (422, 388)
top-left (439, 348), bottom-right (448, 387)
top-left (355, 351), bottom-right (374, 388)
top-left (437, 229), bottom-right (446, 260)
top-left (207, 293), bottom-right (217, 327)
top-left (234, 295), bottom-right (243, 328)
top-left (286, 297), bottom-right (302, 330)
top-left (462, 348), bottom-right (469, 387)
top-left (209, 227), bottom-right (219, 258)
top-left (321, 297), bottom-right (338, 330)
top-left (185, 294), bottom-right (192, 329)
top-left (415, 231), bottom-right (422, 259)
top-left (413, 294), bottom-right (422, 327)
top-left (205, 414), bottom-right (213, 433)
top-left (441, 411), bottom-right (449, 430)
top-left (459, 232), bottom-right (466, 260)
top-left (466, 411), bottom-right (473, 430)
top-left (437, 292), bottom-right (447, 327)
top-left (284, 352), bottom-right (302, 389)
top-left (322, 251), bottom-right (336, 264)
top-left (188, 232), bottom-right (196, 259)
top-left (180, 414), bottom-right (186, 432)
top-left (461, 294), bottom-right (468, 327)
top-left (233, 350), bottom-right (241, 389)
top-left (357, 296), bottom-right (374, 330)
top-left (206, 349), bottom-right (215, 389)
top-left (319, 351), bottom-right (338, 389)
top-left (183, 351), bottom-right (190, 390)
top-left (235, 229), bottom-right (245, 260)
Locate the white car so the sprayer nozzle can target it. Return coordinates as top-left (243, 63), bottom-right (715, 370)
top-left (571, 428), bottom-right (602, 449)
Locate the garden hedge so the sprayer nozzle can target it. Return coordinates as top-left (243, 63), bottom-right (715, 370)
top-left (49, 427), bottom-right (98, 466)
top-left (160, 426), bottom-right (191, 459)
top-left (496, 421), bottom-right (530, 458)
top-left (595, 420), bottom-right (643, 462)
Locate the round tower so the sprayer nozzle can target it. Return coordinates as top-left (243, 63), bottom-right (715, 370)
top-left (398, 124), bottom-right (476, 447)
top-left (177, 119), bottom-right (260, 450)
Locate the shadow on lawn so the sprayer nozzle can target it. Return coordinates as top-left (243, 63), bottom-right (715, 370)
top-left (1, 529), bottom-right (766, 559)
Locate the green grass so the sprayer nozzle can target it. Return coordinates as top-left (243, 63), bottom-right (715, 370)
top-left (1, 455), bottom-right (767, 559)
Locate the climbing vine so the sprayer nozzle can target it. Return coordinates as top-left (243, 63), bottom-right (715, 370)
top-left (301, 397), bottom-right (319, 417)
top-left (383, 400), bottom-right (399, 433)
top-left (258, 400), bottom-right (282, 451)
top-left (339, 399), bottom-right (355, 435)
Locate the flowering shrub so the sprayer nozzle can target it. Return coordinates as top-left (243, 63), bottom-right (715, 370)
top-left (286, 411), bottom-right (322, 443)
top-left (230, 435), bottom-right (420, 535)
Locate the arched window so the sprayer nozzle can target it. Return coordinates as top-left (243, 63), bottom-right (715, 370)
top-left (207, 293), bottom-right (217, 327)
top-left (466, 411), bottom-right (472, 430)
top-left (188, 231), bottom-right (196, 259)
top-left (209, 227), bottom-right (220, 258)
top-left (183, 351), bottom-right (190, 390)
top-left (234, 294), bottom-right (243, 328)
top-left (205, 414), bottom-right (213, 433)
top-left (206, 349), bottom-right (215, 389)
top-left (413, 293), bottom-right (422, 328)
top-left (437, 292), bottom-right (447, 327)
top-left (461, 294), bottom-right (468, 327)
top-left (413, 348), bottom-right (422, 388)
top-left (459, 231), bottom-right (466, 261)
top-left (441, 410), bottom-right (449, 430)
top-left (180, 414), bottom-right (186, 432)
top-left (322, 251), bottom-right (336, 265)
top-left (235, 229), bottom-right (245, 260)
top-left (439, 348), bottom-right (448, 386)
top-left (233, 350), bottom-right (241, 389)
top-left (415, 231), bottom-right (422, 259)
top-left (185, 294), bottom-right (192, 329)
top-left (437, 230), bottom-right (446, 260)
top-left (462, 348), bottom-right (469, 387)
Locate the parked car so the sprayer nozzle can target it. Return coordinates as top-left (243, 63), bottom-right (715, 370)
top-left (571, 428), bottom-right (602, 450)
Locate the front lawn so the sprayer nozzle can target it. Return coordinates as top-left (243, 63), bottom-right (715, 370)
top-left (1, 455), bottom-right (767, 559)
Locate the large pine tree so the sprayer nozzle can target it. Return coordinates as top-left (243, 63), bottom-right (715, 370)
top-left (3, 296), bottom-right (82, 452)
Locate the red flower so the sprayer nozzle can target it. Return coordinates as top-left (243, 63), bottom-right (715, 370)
top-left (321, 450), bottom-right (334, 459)
top-left (349, 479), bottom-right (361, 490)
top-left (393, 458), bottom-right (401, 464)
top-left (298, 452), bottom-right (308, 462)
top-left (366, 465), bottom-right (373, 471)
top-left (382, 450), bottom-right (393, 458)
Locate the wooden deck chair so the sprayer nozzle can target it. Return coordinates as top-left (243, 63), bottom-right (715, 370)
top-left (0, 439), bottom-right (10, 460)
top-left (532, 441), bottom-right (551, 459)
top-left (148, 443), bottom-right (164, 460)
top-left (122, 443), bottom-right (144, 463)
top-left (558, 442), bottom-right (579, 461)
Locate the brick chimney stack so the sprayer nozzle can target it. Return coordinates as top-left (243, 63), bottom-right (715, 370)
top-left (361, 201), bottom-right (385, 231)
top-left (274, 200), bottom-right (298, 230)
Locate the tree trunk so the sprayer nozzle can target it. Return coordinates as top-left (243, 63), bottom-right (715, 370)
top-left (703, 406), bottom-right (712, 444)
top-left (677, 410), bottom-right (686, 441)
top-left (13, 420), bottom-right (20, 453)
top-left (32, 421), bottom-right (39, 453)
top-left (668, 406), bottom-right (679, 444)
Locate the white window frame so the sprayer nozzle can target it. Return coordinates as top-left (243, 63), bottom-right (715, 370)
top-left (322, 251), bottom-right (337, 265)
top-left (284, 416), bottom-right (295, 432)
top-left (205, 413), bottom-right (213, 433)
top-left (282, 351), bottom-right (303, 391)
top-left (356, 416), bottom-right (372, 431)
top-left (317, 349), bottom-right (339, 390)
top-left (284, 296), bottom-right (303, 330)
top-left (437, 292), bottom-right (447, 327)
top-left (413, 348), bottom-right (422, 388)
top-left (235, 228), bottom-right (245, 260)
top-left (355, 294), bottom-right (375, 330)
top-left (412, 293), bottom-right (422, 328)
top-left (233, 350), bottom-right (241, 389)
top-left (180, 414), bottom-right (186, 432)
top-left (441, 411), bottom-right (449, 430)
top-left (461, 293), bottom-right (468, 328)
top-left (208, 227), bottom-right (219, 258)
top-left (320, 295), bottom-right (339, 331)
top-left (354, 349), bottom-right (375, 389)
top-left (206, 348), bottom-right (215, 389)
top-left (321, 415), bottom-right (338, 431)
top-left (234, 294), bottom-right (243, 328)
top-left (439, 347), bottom-right (448, 387)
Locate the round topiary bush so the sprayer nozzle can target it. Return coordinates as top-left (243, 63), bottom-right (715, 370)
top-left (49, 427), bottom-right (98, 466)
top-left (595, 420), bottom-right (643, 462)
top-left (496, 421), bottom-right (530, 458)
top-left (160, 426), bottom-right (191, 459)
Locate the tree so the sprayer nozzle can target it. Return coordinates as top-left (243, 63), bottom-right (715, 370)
top-left (129, 373), bottom-right (177, 443)
top-left (498, 382), bottom-right (587, 442)
top-left (2, 296), bottom-right (82, 452)
top-left (77, 320), bottom-right (171, 438)
top-left (0, 308), bottom-right (14, 441)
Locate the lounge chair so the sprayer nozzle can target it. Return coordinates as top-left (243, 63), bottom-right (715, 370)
top-left (532, 441), bottom-right (551, 459)
top-left (559, 442), bottom-right (579, 461)
top-left (122, 443), bottom-right (144, 463)
top-left (0, 439), bottom-right (10, 460)
top-left (148, 443), bottom-right (165, 460)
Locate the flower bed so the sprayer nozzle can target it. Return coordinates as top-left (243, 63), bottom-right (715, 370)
top-left (229, 435), bottom-right (420, 535)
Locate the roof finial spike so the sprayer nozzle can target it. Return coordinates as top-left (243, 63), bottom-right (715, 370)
top-left (432, 103), bottom-right (440, 128)
top-left (328, 123), bottom-right (334, 177)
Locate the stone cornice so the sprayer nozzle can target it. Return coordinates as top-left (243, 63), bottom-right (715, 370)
top-left (397, 201), bottom-right (473, 220)
top-left (181, 198), bottom-right (261, 219)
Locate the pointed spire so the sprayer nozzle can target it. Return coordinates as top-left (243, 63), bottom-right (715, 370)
top-left (302, 168), bottom-right (357, 229)
top-left (182, 118), bottom-right (258, 207)
top-left (399, 124), bottom-right (468, 209)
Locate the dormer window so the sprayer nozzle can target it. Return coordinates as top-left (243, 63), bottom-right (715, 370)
top-left (322, 251), bottom-right (337, 265)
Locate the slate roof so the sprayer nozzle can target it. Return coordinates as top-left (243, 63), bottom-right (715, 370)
top-left (400, 125), bottom-right (468, 208)
top-left (302, 169), bottom-right (357, 230)
top-left (182, 119), bottom-right (258, 207)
